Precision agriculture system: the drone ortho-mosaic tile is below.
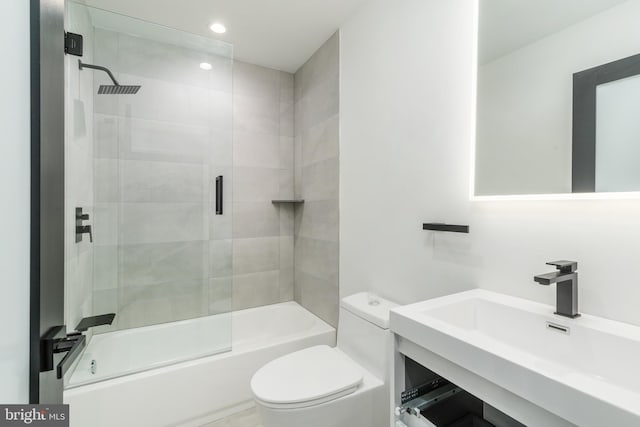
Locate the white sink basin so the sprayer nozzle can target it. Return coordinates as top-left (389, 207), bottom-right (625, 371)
top-left (390, 289), bottom-right (640, 427)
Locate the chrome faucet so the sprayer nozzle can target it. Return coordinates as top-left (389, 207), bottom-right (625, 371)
top-left (534, 261), bottom-right (580, 318)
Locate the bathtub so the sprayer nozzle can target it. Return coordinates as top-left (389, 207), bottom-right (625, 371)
top-left (63, 302), bottom-right (335, 427)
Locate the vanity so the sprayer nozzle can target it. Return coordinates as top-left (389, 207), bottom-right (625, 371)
top-left (389, 290), bottom-right (640, 427)
top-left (392, 0), bottom-right (640, 424)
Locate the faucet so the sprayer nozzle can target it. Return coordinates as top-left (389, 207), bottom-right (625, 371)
top-left (534, 261), bottom-right (580, 318)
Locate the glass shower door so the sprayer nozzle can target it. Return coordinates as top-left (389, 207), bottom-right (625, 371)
top-left (64, 1), bottom-right (233, 386)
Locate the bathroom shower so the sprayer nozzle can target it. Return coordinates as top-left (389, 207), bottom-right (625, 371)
top-left (60, 1), bottom-right (338, 424)
top-left (78, 60), bottom-right (141, 94)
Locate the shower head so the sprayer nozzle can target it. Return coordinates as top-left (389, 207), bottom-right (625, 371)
top-left (98, 84), bottom-right (141, 95)
top-left (78, 60), bottom-right (141, 95)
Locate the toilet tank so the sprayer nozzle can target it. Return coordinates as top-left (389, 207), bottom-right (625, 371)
top-left (337, 293), bottom-right (398, 380)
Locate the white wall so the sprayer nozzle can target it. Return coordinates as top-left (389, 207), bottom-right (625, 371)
top-left (0, 0), bottom-right (31, 404)
top-left (340, 0), bottom-right (640, 327)
top-left (476, 0), bottom-right (640, 195)
top-left (340, 0), bottom-right (477, 304)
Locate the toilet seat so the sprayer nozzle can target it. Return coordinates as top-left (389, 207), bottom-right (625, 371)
top-left (251, 345), bottom-right (363, 409)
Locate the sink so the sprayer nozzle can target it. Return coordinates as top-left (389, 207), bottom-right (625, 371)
top-left (390, 289), bottom-right (640, 427)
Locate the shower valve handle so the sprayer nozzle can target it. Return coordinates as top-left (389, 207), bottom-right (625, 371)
top-left (75, 207), bottom-right (92, 243)
top-left (76, 225), bottom-right (93, 243)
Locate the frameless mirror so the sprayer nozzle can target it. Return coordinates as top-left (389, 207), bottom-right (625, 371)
top-left (475, 0), bottom-right (640, 196)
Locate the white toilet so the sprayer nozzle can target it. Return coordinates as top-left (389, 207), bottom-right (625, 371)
top-left (250, 292), bottom-right (398, 427)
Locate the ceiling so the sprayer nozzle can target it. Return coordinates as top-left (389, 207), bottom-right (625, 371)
top-left (84, 0), bottom-right (371, 73)
top-left (479, 0), bottom-right (630, 64)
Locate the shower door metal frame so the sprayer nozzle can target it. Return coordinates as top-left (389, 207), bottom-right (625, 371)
top-left (29, 0), bottom-right (66, 404)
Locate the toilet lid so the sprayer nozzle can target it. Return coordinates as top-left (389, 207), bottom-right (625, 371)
top-left (251, 345), bottom-right (363, 408)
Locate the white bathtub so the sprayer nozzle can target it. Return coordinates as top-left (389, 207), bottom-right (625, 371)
top-left (63, 302), bottom-right (335, 427)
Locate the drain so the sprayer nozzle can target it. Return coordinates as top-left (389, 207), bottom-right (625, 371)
top-left (90, 359), bottom-right (97, 375)
top-left (546, 322), bottom-right (570, 335)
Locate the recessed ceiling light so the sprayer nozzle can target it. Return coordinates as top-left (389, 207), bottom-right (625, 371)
top-left (209, 23), bottom-right (226, 34)
top-left (200, 62), bottom-right (213, 71)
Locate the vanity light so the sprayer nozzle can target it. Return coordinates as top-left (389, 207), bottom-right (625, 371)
top-left (200, 62), bottom-right (213, 71)
top-left (209, 22), bottom-right (226, 34)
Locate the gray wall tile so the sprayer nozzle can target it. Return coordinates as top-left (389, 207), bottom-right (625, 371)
top-left (117, 280), bottom-right (207, 329)
top-left (233, 131), bottom-right (280, 168)
top-left (233, 237), bottom-right (280, 275)
top-left (296, 32), bottom-right (340, 98)
top-left (233, 94), bottom-right (280, 136)
top-left (94, 158), bottom-right (118, 202)
top-left (233, 270), bottom-right (280, 310)
top-left (119, 241), bottom-right (207, 287)
top-left (295, 270), bottom-right (338, 327)
top-left (230, 62), bottom-right (294, 312)
top-left (209, 277), bottom-right (232, 314)
top-left (294, 200), bottom-right (339, 242)
top-left (93, 28), bottom-right (118, 73)
top-left (294, 135), bottom-right (303, 200)
top-left (90, 39), bottom-right (298, 331)
top-left (301, 157), bottom-right (339, 201)
top-left (279, 136), bottom-right (295, 170)
top-left (95, 74), bottom-right (212, 125)
top-left (94, 114), bottom-right (118, 159)
top-left (233, 202), bottom-right (280, 238)
top-left (210, 204), bottom-right (233, 240)
top-left (294, 237), bottom-right (339, 283)
top-left (93, 203), bottom-right (119, 247)
top-left (233, 167), bottom-right (280, 202)
top-left (117, 117), bottom-right (210, 164)
top-left (298, 76), bottom-right (339, 129)
top-left (279, 168), bottom-right (294, 200)
top-left (210, 127), bottom-right (234, 166)
top-left (280, 102), bottom-right (294, 138)
top-left (151, 162), bottom-right (207, 202)
top-left (119, 203), bottom-right (207, 244)
top-left (279, 236), bottom-right (294, 302)
top-left (118, 160), bottom-right (208, 203)
top-left (93, 289), bottom-right (119, 333)
top-left (209, 90), bottom-right (234, 135)
top-left (301, 114), bottom-right (339, 167)
top-left (280, 72), bottom-right (294, 105)
top-left (90, 27), bottom-right (235, 334)
top-left (279, 205), bottom-right (295, 236)
top-left (233, 61), bottom-right (280, 100)
top-left (210, 239), bottom-right (233, 278)
top-left (293, 32), bottom-right (340, 326)
top-left (93, 245), bottom-right (118, 291)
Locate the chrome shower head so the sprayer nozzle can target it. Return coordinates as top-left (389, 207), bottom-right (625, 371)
top-left (79, 60), bottom-right (141, 95)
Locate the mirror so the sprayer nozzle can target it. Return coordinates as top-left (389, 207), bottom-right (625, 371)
top-left (475, 0), bottom-right (640, 196)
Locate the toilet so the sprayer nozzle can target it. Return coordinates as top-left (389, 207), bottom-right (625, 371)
top-left (250, 292), bottom-right (398, 427)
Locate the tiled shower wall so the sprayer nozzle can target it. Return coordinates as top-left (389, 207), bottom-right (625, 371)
top-left (91, 26), bottom-right (295, 330)
top-left (293, 33), bottom-right (340, 327)
top-left (230, 62), bottom-right (295, 310)
top-left (92, 28), bottom-right (234, 331)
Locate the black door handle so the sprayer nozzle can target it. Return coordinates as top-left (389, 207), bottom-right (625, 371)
top-left (215, 176), bottom-right (223, 215)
